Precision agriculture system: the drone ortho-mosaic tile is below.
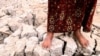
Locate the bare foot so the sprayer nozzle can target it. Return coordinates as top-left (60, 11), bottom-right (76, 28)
top-left (42, 32), bottom-right (54, 48)
top-left (74, 29), bottom-right (89, 48)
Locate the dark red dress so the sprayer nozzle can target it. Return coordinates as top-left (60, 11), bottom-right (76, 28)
top-left (47, 0), bottom-right (97, 33)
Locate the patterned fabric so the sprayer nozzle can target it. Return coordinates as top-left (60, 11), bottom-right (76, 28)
top-left (47, 0), bottom-right (97, 33)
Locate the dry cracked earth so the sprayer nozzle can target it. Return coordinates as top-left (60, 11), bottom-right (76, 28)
top-left (0, 0), bottom-right (100, 56)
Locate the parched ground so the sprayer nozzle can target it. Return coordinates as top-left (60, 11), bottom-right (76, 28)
top-left (0, 0), bottom-right (100, 56)
top-left (93, 0), bottom-right (100, 27)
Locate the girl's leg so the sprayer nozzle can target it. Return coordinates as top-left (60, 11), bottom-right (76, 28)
top-left (42, 32), bottom-right (54, 48)
top-left (74, 28), bottom-right (89, 48)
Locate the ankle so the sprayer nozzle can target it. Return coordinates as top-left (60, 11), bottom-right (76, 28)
top-left (46, 32), bottom-right (54, 40)
top-left (74, 29), bottom-right (84, 39)
top-left (47, 32), bottom-right (53, 35)
top-left (75, 28), bottom-right (81, 33)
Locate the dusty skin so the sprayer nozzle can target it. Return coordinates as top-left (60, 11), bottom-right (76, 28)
top-left (42, 29), bottom-right (89, 48)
